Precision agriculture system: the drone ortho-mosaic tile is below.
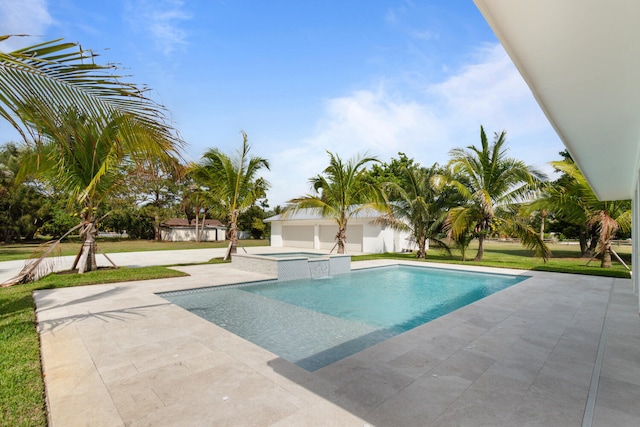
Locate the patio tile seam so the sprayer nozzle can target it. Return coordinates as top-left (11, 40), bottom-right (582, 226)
top-left (582, 277), bottom-right (616, 427)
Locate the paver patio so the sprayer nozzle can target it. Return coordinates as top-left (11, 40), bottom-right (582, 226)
top-left (34, 257), bottom-right (640, 426)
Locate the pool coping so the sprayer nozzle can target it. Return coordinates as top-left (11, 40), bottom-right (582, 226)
top-left (34, 259), bottom-right (640, 426)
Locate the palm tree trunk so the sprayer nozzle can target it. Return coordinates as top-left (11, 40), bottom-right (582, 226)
top-left (194, 205), bottom-right (200, 243)
top-left (579, 229), bottom-right (589, 256)
top-left (601, 241), bottom-right (613, 268)
top-left (224, 210), bottom-right (239, 260)
top-left (585, 231), bottom-right (598, 258)
top-left (417, 238), bottom-right (427, 258)
top-left (474, 233), bottom-right (485, 262)
top-left (77, 222), bottom-right (98, 273)
top-left (336, 225), bottom-right (347, 254)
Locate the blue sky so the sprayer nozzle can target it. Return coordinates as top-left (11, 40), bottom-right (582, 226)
top-left (0, 0), bottom-right (565, 206)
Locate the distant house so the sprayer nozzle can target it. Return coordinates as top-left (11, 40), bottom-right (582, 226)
top-left (264, 208), bottom-right (417, 254)
top-left (159, 218), bottom-right (227, 242)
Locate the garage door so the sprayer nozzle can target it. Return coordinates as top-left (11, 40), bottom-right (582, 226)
top-left (282, 225), bottom-right (314, 248)
top-left (319, 224), bottom-right (362, 252)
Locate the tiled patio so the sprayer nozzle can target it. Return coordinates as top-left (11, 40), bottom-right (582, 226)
top-left (34, 260), bottom-right (640, 426)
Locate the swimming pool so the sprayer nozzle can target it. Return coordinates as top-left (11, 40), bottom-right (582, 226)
top-left (161, 265), bottom-right (529, 371)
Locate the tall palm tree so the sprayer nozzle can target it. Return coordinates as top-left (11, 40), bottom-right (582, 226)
top-left (447, 126), bottom-right (549, 261)
top-left (537, 159), bottom-right (631, 268)
top-left (287, 151), bottom-right (385, 254)
top-left (378, 164), bottom-right (450, 258)
top-left (1, 36), bottom-right (184, 278)
top-left (189, 132), bottom-right (270, 260)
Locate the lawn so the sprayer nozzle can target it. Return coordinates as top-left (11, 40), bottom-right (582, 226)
top-left (0, 239), bottom-right (632, 425)
top-left (353, 240), bottom-right (632, 278)
top-left (0, 238), bottom-right (269, 262)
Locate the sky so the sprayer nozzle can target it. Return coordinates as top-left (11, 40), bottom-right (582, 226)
top-left (0, 0), bottom-right (565, 207)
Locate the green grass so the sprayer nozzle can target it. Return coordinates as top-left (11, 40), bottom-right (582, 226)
top-left (0, 266), bottom-right (188, 427)
top-left (353, 240), bottom-right (632, 278)
top-left (0, 239), bottom-right (633, 425)
top-left (0, 239), bottom-right (269, 262)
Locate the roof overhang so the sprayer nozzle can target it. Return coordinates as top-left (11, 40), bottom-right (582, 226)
top-left (474, 0), bottom-right (640, 200)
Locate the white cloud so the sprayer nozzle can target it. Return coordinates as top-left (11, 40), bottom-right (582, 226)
top-left (0, 0), bottom-right (54, 51)
top-left (429, 43), bottom-right (564, 176)
top-left (125, 0), bottom-right (191, 55)
top-left (267, 43), bottom-right (564, 206)
top-left (267, 88), bottom-right (446, 206)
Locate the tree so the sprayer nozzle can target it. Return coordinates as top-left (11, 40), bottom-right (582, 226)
top-left (378, 163), bottom-right (450, 258)
top-left (1, 36), bottom-right (184, 277)
top-left (446, 126), bottom-right (550, 261)
top-left (0, 142), bottom-right (52, 241)
top-left (116, 161), bottom-right (186, 240)
top-left (19, 110), bottom-right (180, 272)
top-left (287, 151), bottom-right (386, 254)
top-left (190, 131), bottom-right (270, 260)
top-left (537, 159), bottom-right (631, 268)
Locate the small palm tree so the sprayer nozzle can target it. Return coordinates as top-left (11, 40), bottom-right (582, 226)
top-left (287, 151), bottom-right (385, 254)
top-left (378, 164), bottom-right (450, 258)
top-left (447, 126), bottom-right (549, 261)
top-left (190, 132), bottom-right (270, 260)
top-left (538, 159), bottom-right (631, 268)
top-left (19, 109), bottom-right (179, 273)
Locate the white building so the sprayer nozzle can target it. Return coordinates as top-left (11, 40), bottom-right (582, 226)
top-left (474, 0), bottom-right (639, 310)
top-left (265, 208), bottom-right (417, 254)
top-left (159, 218), bottom-right (227, 242)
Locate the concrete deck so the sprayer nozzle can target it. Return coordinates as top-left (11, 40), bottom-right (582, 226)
top-left (33, 256), bottom-right (640, 426)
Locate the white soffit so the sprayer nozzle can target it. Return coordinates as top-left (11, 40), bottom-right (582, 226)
top-left (474, 0), bottom-right (640, 200)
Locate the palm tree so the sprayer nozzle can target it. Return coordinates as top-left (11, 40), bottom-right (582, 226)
top-left (0, 36), bottom-right (180, 149)
top-left (19, 109), bottom-right (180, 273)
top-left (378, 164), bottom-right (450, 258)
top-left (446, 126), bottom-right (549, 261)
top-left (189, 132), bottom-right (270, 260)
top-left (537, 159), bottom-right (631, 268)
top-left (287, 151), bottom-right (385, 254)
top-left (1, 36), bottom-right (184, 278)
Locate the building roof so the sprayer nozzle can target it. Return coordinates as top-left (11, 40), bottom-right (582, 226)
top-left (160, 218), bottom-right (226, 228)
top-left (474, 0), bottom-right (640, 200)
top-left (265, 207), bottom-right (386, 222)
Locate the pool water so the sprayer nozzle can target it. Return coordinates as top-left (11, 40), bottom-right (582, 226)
top-left (161, 265), bottom-right (528, 371)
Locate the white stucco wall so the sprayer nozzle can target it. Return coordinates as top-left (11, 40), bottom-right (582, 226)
top-left (270, 223), bottom-right (283, 246)
top-left (268, 218), bottom-right (414, 254)
top-left (160, 227), bottom-right (226, 242)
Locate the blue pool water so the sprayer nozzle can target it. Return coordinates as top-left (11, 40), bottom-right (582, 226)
top-left (161, 265), bottom-right (528, 371)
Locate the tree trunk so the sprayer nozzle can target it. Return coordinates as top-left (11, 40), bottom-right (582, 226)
top-left (154, 213), bottom-right (161, 241)
top-left (194, 205), bottom-right (200, 243)
top-left (77, 222), bottom-right (98, 274)
top-left (417, 237), bottom-right (427, 258)
top-left (601, 241), bottom-right (612, 268)
top-left (224, 210), bottom-right (239, 260)
top-left (584, 230), bottom-right (598, 258)
top-left (579, 229), bottom-right (588, 256)
top-left (336, 225), bottom-right (346, 254)
top-left (474, 233), bottom-right (485, 262)
top-left (540, 209), bottom-right (546, 239)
